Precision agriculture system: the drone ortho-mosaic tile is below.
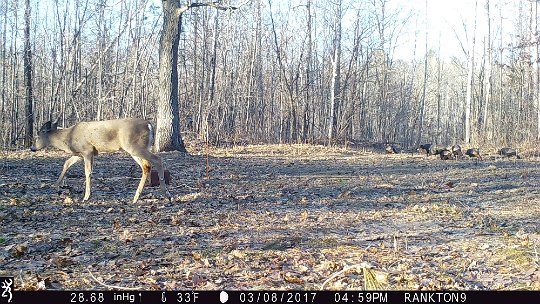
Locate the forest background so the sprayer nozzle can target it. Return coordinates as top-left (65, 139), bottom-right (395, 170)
top-left (1, 0), bottom-right (539, 151)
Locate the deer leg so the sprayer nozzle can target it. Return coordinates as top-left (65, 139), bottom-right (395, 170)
top-left (56, 156), bottom-right (81, 188)
top-left (148, 154), bottom-right (170, 201)
top-left (131, 149), bottom-right (170, 202)
top-left (150, 155), bottom-right (169, 200)
top-left (132, 156), bottom-right (151, 203)
top-left (82, 154), bottom-right (94, 201)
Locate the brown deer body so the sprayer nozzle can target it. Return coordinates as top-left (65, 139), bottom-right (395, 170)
top-left (31, 118), bottom-right (169, 203)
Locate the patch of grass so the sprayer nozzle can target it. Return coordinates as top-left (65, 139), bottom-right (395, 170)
top-left (435, 272), bottom-right (457, 285)
top-left (430, 203), bottom-right (461, 216)
top-left (306, 237), bottom-right (339, 248)
top-left (0, 236), bottom-right (6, 244)
top-left (261, 236), bottom-right (305, 250)
top-left (500, 247), bottom-right (533, 267)
top-left (409, 203), bottom-right (462, 217)
top-left (90, 239), bottom-right (102, 249)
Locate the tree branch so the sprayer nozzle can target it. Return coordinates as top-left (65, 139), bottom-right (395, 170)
top-left (176, 0), bottom-right (250, 16)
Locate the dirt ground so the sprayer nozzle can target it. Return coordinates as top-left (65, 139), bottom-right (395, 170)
top-left (1, 144), bottom-right (540, 290)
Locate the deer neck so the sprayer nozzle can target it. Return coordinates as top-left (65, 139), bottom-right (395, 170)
top-left (49, 128), bottom-right (73, 153)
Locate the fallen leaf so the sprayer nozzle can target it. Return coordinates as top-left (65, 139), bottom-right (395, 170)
top-left (171, 216), bottom-right (181, 225)
top-left (192, 252), bottom-right (203, 261)
top-left (284, 272), bottom-right (304, 284)
top-left (300, 210), bottom-right (309, 221)
top-left (229, 249), bottom-right (246, 259)
top-left (112, 219), bottom-right (121, 230)
top-left (49, 255), bottom-right (74, 267)
top-left (120, 229), bottom-right (133, 242)
top-left (63, 196), bottom-right (73, 205)
top-left (338, 191), bottom-right (351, 198)
top-left (12, 244), bottom-right (28, 257)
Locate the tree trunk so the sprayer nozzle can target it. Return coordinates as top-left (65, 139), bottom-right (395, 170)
top-left (535, 1), bottom-right (540, 140)
top-left (1, 3), bottom-right (8, 144)
top-left (417, 0), bottom-right (428, 147)
top-left (481, 0), bottom-right (492, 137)
top-left (156, 0), bottom-right (186, 152)
top-left (23, 0), bottom-right (33, 148)
top-left (465, 0), bottom-right (478, 144)
top-left (328, 0), bottom-right (342, 144)
top-left (304, 0), bottom-right (313, 143)
top-left (206, 10), bottom-right (219, 142)
top-left (156, 0), bottom-right (244, 151)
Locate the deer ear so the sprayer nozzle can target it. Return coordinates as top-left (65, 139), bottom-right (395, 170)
top-left (40, 121), bottom-right (52, 132)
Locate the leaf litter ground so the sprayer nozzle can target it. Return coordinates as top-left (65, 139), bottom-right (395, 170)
top-left (1, 144), bottom-right (540, 290)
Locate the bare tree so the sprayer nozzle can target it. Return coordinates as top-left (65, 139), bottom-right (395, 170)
top-left (328, 0), bottom-right (342, 144)
top-left (23, 0), bottom-right (33, 148)
top-left (417, 0), bottom-right (428, 147)
top-left (464, 0), bottom-right (478, 144)
top-left (1, 2), bottom-right (8, 145)
top-left (536, 1), bottom-right (540, 140)
top-left (156, 0), bottom-right (185, 152)
top-left (155, 0), bottom-right (246, 152)
top-left (480, 0), bottom-right (492, 136)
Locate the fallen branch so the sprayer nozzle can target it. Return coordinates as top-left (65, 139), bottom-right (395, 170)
top-left (534, 244), bottom-right (539, 265)
top-left (86, 267), bottom-right (141, 291)
top-left (320, 262), bottom-right (378, 290)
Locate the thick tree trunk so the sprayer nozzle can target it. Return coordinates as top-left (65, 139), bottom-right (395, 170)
top-left (465, 0), bottom-right (478, 144)
top-left (417, 0), bottom-right (428, 147)
top-left (303, 0), bottom-right (313, 143)
top-left (481, 1), bottom-right (492, 136)
top-left (156, 0), bottom-right (186, 152)
top-left (23, 0), bottom-right (33, 148)
top-left (328, 0), bottom-right (341, 144)
top-left (535, 1), bottom-right (540, 140)
top-left (156, 1), bottom-right (245, 151)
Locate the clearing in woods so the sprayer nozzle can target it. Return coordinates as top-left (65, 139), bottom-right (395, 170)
top-left (1, 144), bottom-right (539, 290)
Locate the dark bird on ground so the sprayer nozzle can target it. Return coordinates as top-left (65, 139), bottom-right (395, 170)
top-left (451, 145), bottom-right (463, 158)
top-left (498, 147), bottom-right (521, 159)
top-left (433, 147), bottom-right (444, 155)
top-left (419, 143), bottom-right (441, 156)
top-left (439, 149), bottom-right (454, 160)
top-left (465, 148), bottom-right (482, 160)
top-left (385, 145), bottom-right (398, 154)
top-left (419, 143), bottom-right (432, 156)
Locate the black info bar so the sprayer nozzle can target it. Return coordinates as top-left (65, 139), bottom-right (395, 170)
top-left (1, 290), bottom-right (539, 304)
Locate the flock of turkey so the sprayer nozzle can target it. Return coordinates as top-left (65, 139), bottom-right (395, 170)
top-left (385, 143), bottom-right (522, 161)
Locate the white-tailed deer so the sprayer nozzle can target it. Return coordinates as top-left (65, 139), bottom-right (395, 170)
top-left (30, 118), bottom-right (170, 203)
